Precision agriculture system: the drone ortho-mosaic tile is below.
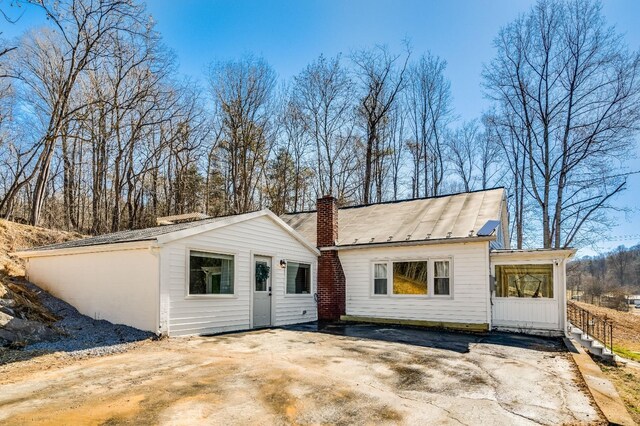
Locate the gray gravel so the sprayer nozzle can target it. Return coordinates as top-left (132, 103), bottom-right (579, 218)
top-left (22, 281), bottom-right (154, 356)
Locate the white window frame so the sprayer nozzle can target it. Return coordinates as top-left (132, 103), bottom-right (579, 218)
top-left (185, 247), bottom-right (238, 299)
top-left (370, 257), bottom-right (454, 299)
top-left (492, 260), bottom-right (557, 300)
top-left (431, 258), bottom-right (453, 298)
top-left (371, 262), bottom-right (389, 296)
top-left (285, 259), bottom-right (314, 297)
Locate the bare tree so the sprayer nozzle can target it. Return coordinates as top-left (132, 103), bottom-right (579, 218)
top-left (405, 53), bottom-right (452, 198)
top-left (208, 55), bottom-right (276, 214)
top-left (293, 54), bottom-right (356, 199)
top-left (1, 0), bottom-right (148, 226)
top-left (448, 120), bottom-right (479, 192)
top-left (277, 93), bottom-right (313, 211)
top-left (352, 44), bottom-right (410, 204)
top-left (484, 0), bottom-right (640, 248)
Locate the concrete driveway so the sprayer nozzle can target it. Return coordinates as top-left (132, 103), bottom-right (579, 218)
top-left (0, 324), bottom-right (602, 425)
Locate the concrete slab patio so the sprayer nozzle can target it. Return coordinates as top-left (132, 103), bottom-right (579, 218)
top-left (0, 324), bottom-right (603, 425)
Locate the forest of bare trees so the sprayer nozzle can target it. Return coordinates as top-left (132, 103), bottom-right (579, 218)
top-left (568, 244), bottom-right (640, 309)
top-left (0, 0), bottom-right (638, 249)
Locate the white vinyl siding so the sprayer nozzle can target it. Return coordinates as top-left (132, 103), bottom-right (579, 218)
top-left (162, 215), bottom-right (318, 336)
top-left (341, 242), bottom-right (490, 325)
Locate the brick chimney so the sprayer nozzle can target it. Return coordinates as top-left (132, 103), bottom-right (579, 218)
top-left (316, 195), bottom-right (346, 320)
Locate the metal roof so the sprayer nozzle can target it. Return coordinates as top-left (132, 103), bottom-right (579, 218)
top-left (281, 188), bottom-right (506, 248)
top-left (23, 188), bottom-right (505, 253)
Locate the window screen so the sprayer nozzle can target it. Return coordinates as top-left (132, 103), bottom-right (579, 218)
top-left (393, 261), bottom-right (428, 295)
top-left (373, 263), bottom-right (388, 295)
top-left (189, 251), bottom-right (234, 295)
top-left (495, 264), bottom-right (553, 298)
top-left (286, 262), bottom-right (311, 294)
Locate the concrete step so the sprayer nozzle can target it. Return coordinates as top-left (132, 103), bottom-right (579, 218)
top-left (588, 344), bottom-right (603, 356)
top-left (568, 323), bottom-right (616, 362)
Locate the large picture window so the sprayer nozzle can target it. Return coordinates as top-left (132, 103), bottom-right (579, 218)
top-left (287, 262), bottom-right (311, 294)
top-left (393, 261), bottom-right (428, 295)
top-left (189, 251), bottom-right (234, 295)
top-left (495, 264), bottom-right (554, 298)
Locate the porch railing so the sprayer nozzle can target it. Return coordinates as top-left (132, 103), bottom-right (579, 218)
top-left (567, 301), bottom-right (614, 353)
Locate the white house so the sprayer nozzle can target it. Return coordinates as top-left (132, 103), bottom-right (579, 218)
top-left (16, 187), bottom-right (574, 336)
top-left (17, 211), bottom-right (319, 336)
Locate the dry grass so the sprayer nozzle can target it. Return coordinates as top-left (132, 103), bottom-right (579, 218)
top-left (574, 301), bottom-right (640, 359)
top-left (0, 219), bottom-right (82, 277)
top-left (597, 361), bottom-right (640, 425)
top-left (392, 276), bottom-right (428, 295)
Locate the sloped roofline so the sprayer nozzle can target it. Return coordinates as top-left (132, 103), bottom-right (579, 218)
top-left (15, 209), bottom-right (320, 258)
top-left (281, 186), bottom-right (506, 215)
top-left (156, 209), bottom-right (320, 255)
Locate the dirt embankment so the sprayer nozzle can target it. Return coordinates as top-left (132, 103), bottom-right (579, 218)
top-left (0, 219), bottom-right (83, 277)
top-left (0, 220), bottom-right (82, 348)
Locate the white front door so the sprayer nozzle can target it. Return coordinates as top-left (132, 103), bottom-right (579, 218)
top-left (253, 256), bottom-right (272, 328)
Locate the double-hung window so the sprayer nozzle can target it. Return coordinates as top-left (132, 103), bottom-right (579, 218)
top-left (433, 260), bottom-right (451, 296)
top-left (373, 263), bottom-right (388, 295)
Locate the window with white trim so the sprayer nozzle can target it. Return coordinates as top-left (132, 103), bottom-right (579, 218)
top-left (286, 262), bottom-right (311, 294)
top-left (189, 251), bottom-right (234, 295)
top-left (373, 263), bottom-right (388, 295)
top-left (495, 264), bottom-right (553, 298)
top-left (433, 260), bottom-right (450, 295)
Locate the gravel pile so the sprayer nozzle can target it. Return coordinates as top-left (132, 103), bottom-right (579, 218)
top-left (23, 281), bottom-right (154, 357)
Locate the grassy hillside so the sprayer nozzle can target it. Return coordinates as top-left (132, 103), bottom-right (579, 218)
top-left (575, 301), bottom-right (640, 361)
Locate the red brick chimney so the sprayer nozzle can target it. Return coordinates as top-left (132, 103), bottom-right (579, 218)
top-left (316, 195), bottom-right (346, 320)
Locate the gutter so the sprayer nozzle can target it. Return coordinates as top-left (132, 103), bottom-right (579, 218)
top-left (320, 236), bottom-right (496, 251)
top-left (489, 248), bottom-right (577, 260)
top-left (13, 240), bottom-right (159, 258)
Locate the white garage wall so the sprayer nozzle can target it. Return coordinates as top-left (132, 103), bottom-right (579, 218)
top-left (339, 241), bottom-right (491, 326)
top-left (162, 215), bottom-right (318, 336)
top-left (25, 246), bottom-right (159, 332)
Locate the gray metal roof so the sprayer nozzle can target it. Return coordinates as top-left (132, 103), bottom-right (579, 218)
top-left (25, 188), bottom-right (505, 253)
top-left (281, 188), bottom-right (506, 247)
top-left (24, 213), bottom-right (250, 252)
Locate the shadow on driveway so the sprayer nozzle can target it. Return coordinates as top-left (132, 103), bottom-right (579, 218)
top-left (284, 321), bottom-right (565, 354)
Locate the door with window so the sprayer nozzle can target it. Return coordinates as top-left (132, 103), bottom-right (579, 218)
top-left (253, 256), bottom-right (272, 328)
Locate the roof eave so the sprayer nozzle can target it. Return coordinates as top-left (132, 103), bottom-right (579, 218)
top-left (13, 239), bottom-right (159, 258)
top-left (490, 248), bottom-right (577, 260)
top-left (321, 235), bottom-right (496, 251)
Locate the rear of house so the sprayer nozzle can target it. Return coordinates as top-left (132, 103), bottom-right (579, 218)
top-left (17, 187), bottom-right (574, 337)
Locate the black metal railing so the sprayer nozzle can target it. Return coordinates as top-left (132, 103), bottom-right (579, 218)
top-left (567, 301), bottom-right (614, 353)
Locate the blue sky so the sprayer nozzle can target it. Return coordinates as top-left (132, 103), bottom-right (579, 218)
top-left (3, 0), bottom-right (640, 255)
